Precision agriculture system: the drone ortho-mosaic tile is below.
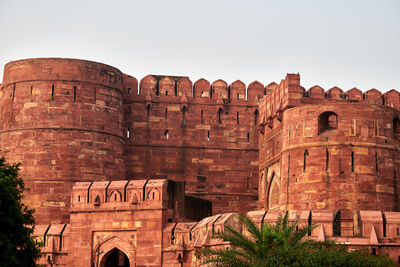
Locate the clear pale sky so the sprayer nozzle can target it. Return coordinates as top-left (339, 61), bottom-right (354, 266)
top-left (0, 0), bottom-right (399, 92)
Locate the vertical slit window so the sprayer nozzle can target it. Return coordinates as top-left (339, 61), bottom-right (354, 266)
top-left (303, 149), bottom-right (308, 173)
top-left (326, 148), bottom-right (329, 172)
top-left (182, 106), bottom-right (186, 123)
top-left (201, 110), bottom-right (203, 124)
top-left (247, 132), bottom-right (250, 142)
top-left (128, 88), bottom-right (131, 94)
top-left (51, 84), bottom-right (54, 100)
top-left (156, 80), bottom-right (159, 96)
top-left (237, 94), bottom-right (239, 100)
top-left (207, 131), bottom-right (210, 141)
top-left (218, 108), bottom-right (222, 124)
top-left (127, 127), bottom-right (130, 139)
top-left (237, 112), bottom-right (239, 124)
top-left (94, 87), bottom-right (96, 102)
top-left (254, 110), bottom-right (259, 126)
top-left (165, 129), bottom-right (169, 139)
top-left (165, 108), bottom-right (168, 120)
top-left (174, 82), bottom-right (177, 96)
top-left (73, 86), bottom-right (77, 102)
top-left (246, 177), bottom-right (249, 190)
top-left (147, 105), bottom-right (150, 120)
top-left (375, 152), bottom-right (379, 174)
top-left (351, 151), bottom-right (355, 172)
top-left (165, 91), bottom-right (168, 96)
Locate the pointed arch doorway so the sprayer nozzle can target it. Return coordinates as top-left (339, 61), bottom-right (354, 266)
top-left (100, 248), bottom-right (130, 267)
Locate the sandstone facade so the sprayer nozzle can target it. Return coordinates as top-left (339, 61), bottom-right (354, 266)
top-left (1, 58), bottom-right (400, 266)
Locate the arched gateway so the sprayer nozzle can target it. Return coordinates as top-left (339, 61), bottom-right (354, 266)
top-left (100, 248), bottom-right (130, 267)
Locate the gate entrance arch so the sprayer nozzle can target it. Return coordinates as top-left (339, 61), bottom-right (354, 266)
top-left (100, 248), bottom-right (130, 267)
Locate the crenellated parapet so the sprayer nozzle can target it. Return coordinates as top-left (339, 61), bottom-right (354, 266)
top-left (161, 210), bottom-right (400, 265)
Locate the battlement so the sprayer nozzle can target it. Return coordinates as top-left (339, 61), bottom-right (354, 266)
top-left (259, 74), bottom-right (400, 124)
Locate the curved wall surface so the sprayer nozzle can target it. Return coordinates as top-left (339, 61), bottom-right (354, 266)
top-left (0, 58), bottom-right (125, 223)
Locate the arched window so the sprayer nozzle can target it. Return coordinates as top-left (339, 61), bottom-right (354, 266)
top-left (254, 110), bottom-right (259, 126)
top-left (318, 111), bottom-right (338, 134)
top-left (393, 118), bottom-right (400, 140)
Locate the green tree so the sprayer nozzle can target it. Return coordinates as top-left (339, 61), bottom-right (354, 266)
top-left (0, 156), bottom-right (41, 266)
top-left (201, 213), bottom-right (396, 267)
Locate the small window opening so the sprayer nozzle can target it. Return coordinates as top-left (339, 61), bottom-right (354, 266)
top-left (351, 151), bottom-right (355, 172)
top-left (127, 127), bottom-right (130, 138)
top-left (94, 87), bottom-right (96, 102)
top-left (152, 192), bottom-right (155, 199)
top-left (397, 228), bottom-right (399, 236)
top-left (165, 129), bottom-right (169, 139)
top-left (254, 110), bottom-right (259, 126)
top-left (303, 149), bottom-right (309, 173)
top-left (394, 118), bottom-right (400, 140)
top-left (156, 80), bottom-right (159, 96)
top-left (398, 256), bottom-right (400, 264)
top-left (210, 87), bottom-right (213, 98)
top-left (218, 108), bottom-right (222, 124)
top-left (247, 132), bottom-right (250, 142)
top-left (165, 108), bottom-right (168, 119)
top-left (51, 84), bottom-right (54, 100)
top-left (114, 193), bottom-right (117, 201)
top-left (147, 105), bottom-right (150, 120)
top-left (374, 120), bottom-right (378, 136)
top-left (246, 177), bottom-right (249, 190)
top-left (318, 112), bottom-right (338, 134)
top-left (237, 112), bottom-right (239, 124)
top-left (30, 86), bottom-right (33, 96)
top-left (182, 106), bottom-right (186, 123)
top-left (128, 88), bottom-right (131, 94)
top-left (73, 86), bottom-right (77, 102)
top-left (333, 211), bottom-right (341, 236)
top-left (372, 248), bottom-right (376, 255)
top-left (237, 94), bottom-right (239, 100)
top-left (201, 110), bottom-right (203, 124)
top-left (174, 82), bottom-right (177, 96)
top-left (78, 195), bottom-right (80, 202)
top-left (207, 131), bottom-right (210, 141)
top-left (165, 91), bottom-right (168, 96)
top-left (201, 91), bottom-right (204, 98)
top-left (326, 148), bottom-right (329, 172)
top-left (375, 152), bottom-right (379, 174)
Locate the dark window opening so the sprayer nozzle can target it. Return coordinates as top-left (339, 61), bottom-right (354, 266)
top-left (174, 82), bottom-right (177, 96)
top-left (246, 177), bottom-right (249, 190)
top-left (114, 193), bottom-right (117, 201)
top-left (201, 91), bottom-right (204, 97)
top-left (382, 213), bottom-right (387, 237)
top-left (51, 84), bottom-right (54, 100)
top-left (165, 91), bottom-right (168, 96)
top-left (247, 132), bottom-right (250, 142)
top-left (182, 106), bottom-right (186, 123)
top-left (127, 127), bottom-right (130, 138)
top-left (207, 131), bottom-right (210, 141)
top-left (156, 80), bottom-right (159, 96)
top-left (164, 129), bottom-right (169, 139)
top-left (318, 111), bottom-right (338, 134)
top-left (30, 85), bottom-right (33, 96)
top-left (218, 108), bottom-right (222, 124)
top-left (237, 94), bottom-right (239, 100)
top-left (351, 151), bottom-right (355, 172)
top-left (333, 210), bottom-right (341, 236)
top-left (397, 228), bottom-right (399, 236)
top-left (254, 110), bottom-right (259, 126)
top-left (210, 87), bottom-right (213, 98)
top-left (303, 149), bottom-right (309, 173)
top-left (152, 192), bottom-right (155, 199)
top-left (73, 86), bottom-right (77, 102)
top-left (147, 105), bottom-right (150, 120)
top-left (94, 87), bottom-right (96, 102)
top-left (375, 152), bottom-right (379, 174)
top-left (165, 108), bottom-right (168, 119)
top-left (326, 148), bottom-right (329, 172)
top-left (372, 248), bottom-right (376, 255)
top-left (394, 118), bottom-right (400, 140)
top-left (237, 112), bottom-right (239, 124)
top-left (78, 195), bottom-right (80, 202)
top-left (228, 86), bottom-right (231, 99)
top-left (201, 110), bottom-right (203, 124)
top-left (128, 88), bottom-right (131, 94)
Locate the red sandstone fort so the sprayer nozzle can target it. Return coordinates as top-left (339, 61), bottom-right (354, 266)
top-left (1, 58), bottom-right (400, 266)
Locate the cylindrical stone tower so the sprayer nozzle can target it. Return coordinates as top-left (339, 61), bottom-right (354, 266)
top-left (0, 58), bottom-right (125, 224)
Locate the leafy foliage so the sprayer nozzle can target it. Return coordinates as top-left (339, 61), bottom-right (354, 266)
top-left (201, 213), bottom-right (396, 267)
top-left (0, 156), bottom-right (41, 266)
